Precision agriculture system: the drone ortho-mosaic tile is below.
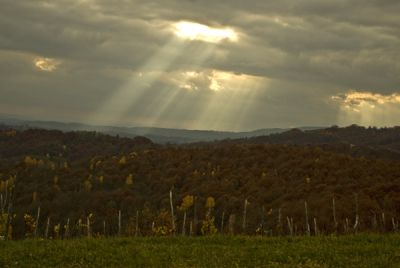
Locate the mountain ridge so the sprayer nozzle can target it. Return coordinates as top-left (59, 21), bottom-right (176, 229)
top-left (0, 116), bottom-right (324, 144)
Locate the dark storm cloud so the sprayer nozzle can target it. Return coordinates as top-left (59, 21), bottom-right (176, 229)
top-left (0, 0), bottom-right (399, 130)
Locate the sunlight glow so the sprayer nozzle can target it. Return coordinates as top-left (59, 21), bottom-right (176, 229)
top-left (178, 70), bottom-right (256, 92)
top-left (173, 21), bottom-right (238, 43)
top-left (209, 71), bottom-right (246, 91)
top-left (333, 90), bottom-right (400, 126)
top-left (34, 57), bottom-right (60, 72)
top-left (332, 90), bottom-right (400, 112)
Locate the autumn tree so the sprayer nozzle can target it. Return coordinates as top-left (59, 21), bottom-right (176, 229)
top-left (125, 174), bottom-right (133, 186)
top-left (201, 197), bottom-right (217, 235)
top-left (178, 195), bottom-right (194, 235)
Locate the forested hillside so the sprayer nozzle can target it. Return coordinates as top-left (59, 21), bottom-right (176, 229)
top-left (0, 127), bottom-right (399, 239)
top-left (231, 125), bottom-right (400, 156)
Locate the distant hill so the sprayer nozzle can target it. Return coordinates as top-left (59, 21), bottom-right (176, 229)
top-left (0, 117), bottom-right (323, 144)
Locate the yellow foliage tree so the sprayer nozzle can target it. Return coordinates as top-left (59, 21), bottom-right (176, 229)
top-left (8, 175), bottom-right (16, 188)
top-left (32, 191), bottom-right (38, 203)
top-left (205, 196), bottom-right (215, 214)
top-left (84, 180), bottom-right (92, 191)
top-left (178, 195), bottom-right (194, 235)
top-left (153, 209), bottom-right (174, 236)
top-left (179, 195), bottom-right (194, 211)
top-left (53, 176), bottom-right (61, 191)
top-left (0, 213), bottom-right (14, 239)
top-left (63, 161), bottom-right (69, 169)
top-left (23, 213), bottom-right (36, 237)
top-left (0, 181), bottom-right (5, 192)
top-left (2, 129), bottom-right (16, 137)
top-left (119, 156), bottom-right (127, 166)
top-left (125, 174), bottom-right (133, 186)
top-left (201, 216), bottom-right (217, 235)
top-left (0, 213), bottom-right (8, 237)
top-left (201, 196), bottom-right (217, 235)
top-left (53, 176), bottom-right (59, 185)
top-left (54, 223), bottom-right (61, 239)
top-left (49, 162), bottom-right (56, 170)
top-left (24, 156), bottom-right (37, 167)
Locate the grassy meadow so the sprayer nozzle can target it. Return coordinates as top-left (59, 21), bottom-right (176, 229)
top-left (0, 234), bottom-right (399, 267)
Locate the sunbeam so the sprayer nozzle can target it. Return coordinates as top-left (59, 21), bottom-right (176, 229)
top-left (231, 77), bottom-right (267, 131)
top-left (84, 37), bottom-right (187, 126)
top-left (84, 19), bottom-right (243, 129)
top-left (190, 71), bottom-right (265, 131)
top-left (145, 45), bottom-right (216, 128)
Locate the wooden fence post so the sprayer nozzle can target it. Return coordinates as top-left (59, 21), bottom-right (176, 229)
top-left (220, 211), bottom-right (225, 234)
top-left (228, 214), bottom-right (236, 235)
top-left (287, 216), bottom-right (293, 236)
top-left (135, 210), bottom-right (139, 237)
top-left (182, 211), bottom-right (187, 236)
top-left (332, 197), bottom-right (338, 233)
top-left (87, 216), bottom-right (91, 238)
top-left (305, 201), bottom-right (310, 236)
top-left (169, 190), bottom-right (176, 235)
top-left (34, 206), bottom-right (40, 238)
top-left (45, 217), bottom-right (50, 239)
top-left (118, 210), bottom-right (122, 236)
top-left (353, 193), bottom-right (359, 233)
top-left (242, 199), bottom-right (248, 233)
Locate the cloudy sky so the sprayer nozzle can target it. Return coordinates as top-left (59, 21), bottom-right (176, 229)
top-left (1, 0), bottom-right (400, 131)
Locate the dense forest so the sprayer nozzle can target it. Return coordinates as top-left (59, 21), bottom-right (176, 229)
top-left (0, 127), bottom-right (399, 239)
top-left (227, 125), bottom-right (400, 159)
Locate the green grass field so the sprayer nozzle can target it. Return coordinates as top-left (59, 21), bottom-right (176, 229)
top-left (1, 235), bottom-right (399, 267)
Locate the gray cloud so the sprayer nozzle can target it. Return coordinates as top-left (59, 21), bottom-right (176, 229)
top-left (0, 0), bottom-right (399, 130)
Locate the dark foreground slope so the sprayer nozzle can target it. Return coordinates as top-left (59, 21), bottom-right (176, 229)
top-left (0, 128), bottom-right (399, 238)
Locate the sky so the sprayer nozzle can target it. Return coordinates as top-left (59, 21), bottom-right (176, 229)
top-left (1, 0), bottom-right (400, 131)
